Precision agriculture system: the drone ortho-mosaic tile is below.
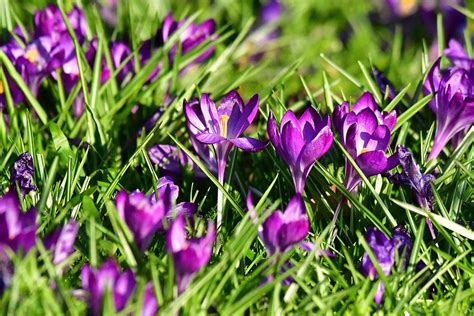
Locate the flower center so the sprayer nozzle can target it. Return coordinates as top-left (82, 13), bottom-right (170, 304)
top-left (219, 115), bottom-right (229, 138)
top-left (0, 80), bottom-right (3, 95)
top-left (360, 148), bottom-right (370, 155)
top-left (25, 48), bottom-right (39, 64)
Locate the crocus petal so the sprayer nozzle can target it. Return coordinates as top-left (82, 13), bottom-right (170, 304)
top-left (195, 133), bottom-right (226, 144)
top-left (229, 137), bottom-right (267, 152)
top-left (278, 218), bottom-right (309, 252)
top-left (261, 211), bottom-right (284, 255)
top-left (200, 94), bottom-right (219, 134)
top-left (299, 125), bottom-right (334, 171)
top-left (356, 150), bottom-right (389, 177)
top-left (352, 91), bottom-right (378, 113)
top-left (230, 94), bottom-right (260, 138)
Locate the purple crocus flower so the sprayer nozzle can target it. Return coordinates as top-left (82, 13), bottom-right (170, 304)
top-left (148, 144), bottom-right (190, 178)
top-left (10, 152), bottom-right (36, 196)
top-left (361, 225), bottom-right (412, 304)
top-left (184, 90), bottom-right (267, 228)
top-left (33, 4), bottom-right (87, 44)
top-left (115, 189), bottom-right (168, 251)
top-left (0, 191), bottom-right (37, 258)
top-left (116, 177), bottom-right (196, 251)
top-left (81, 259), bottom-right (136, 315)
top-left (424, 41), bottom-right (474, 160)
top-left (166, 215), bottom-right (215, 294)
top-left (161, 14), bottom-right (216, 67)
top-left (152, 176), bottom-right (197, 226)
top-left (333, 92), bottom-right (398, 192)
top-left (100, 41), bottom-right (135, 84)
top-left (247, 193), bottom-right (309, 256)
top-left (386, 146), bottom-right (437, 239)
top-left (141, 282), bottom-right (158, 316)
top-left (44, 220), bottom-right (78, 266)
top-left (268, 107), bottom-right (333, 193)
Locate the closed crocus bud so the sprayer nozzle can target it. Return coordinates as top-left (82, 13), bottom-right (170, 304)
top-left (259, 194), bottom-right (309, 256)
top-left (166, 215), bottom-right (215, 294)
top-left (115, 190), bottom-right (168, 251)
top-left (0, 191), bottom-right (37, 258)
top-left (424, 42), bottom-right (474, 160)
top-left (152, 177), bottom-right (197, 229)
top-left (44, 220), bottom-right (78, 266)
top-left (268, 107), bottom-right (333, 193)
top-left (11, 152), bottom-right (36, 196)
top-left (333, 92), bottom-right (398, 192)
top-left (361, 226), bottom-right (412, 304)
top-left (161, 14), bottom-right (216, 67)
top-left (141, 283), bottom-right (158, 316)
top-left (81, 259), bottom-right (136, 315)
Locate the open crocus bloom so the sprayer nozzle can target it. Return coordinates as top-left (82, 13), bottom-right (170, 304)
top-left (185, 91), bottom-right (267, 156)
top-left (424, 41), bottom-right (474, 160)
top-left (166, 215), bottom-right (215, 294)
top-left (268, 107), bottom-right (333, 193)
top-left (81, 259), bottom-right (136, 315)
top-left (361, 226), bottom-right (412, 304)
top-left (184, 90), bottom-right (266, 229)
top-left (333, 91), bottom-right (398, 192)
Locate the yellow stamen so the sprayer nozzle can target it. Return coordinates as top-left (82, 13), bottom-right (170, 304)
top-left (219, 115), bottom-right (229, 138)
top-left (399, 0), bottom-right (417, 16)
top-left (0, 80), bottom-right (3, 94)
top-left (24, 48), bottom-right (39, 64)
top-left (360, 148), bottom-right (370, 154)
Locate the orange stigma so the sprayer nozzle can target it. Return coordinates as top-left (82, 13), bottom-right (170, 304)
top-left (25, 48), bottom-right (39, 64)
top-left (0, 80), bottom-right (3, 94)
top-left (360, 148), bottom-right (370, 154)
top-left (219, 115), bottom-right (229, 138)
top-left (399, 0), bottom-right (416, 16)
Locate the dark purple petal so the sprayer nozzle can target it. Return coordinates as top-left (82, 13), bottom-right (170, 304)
top-left (355, 150), bottom-right (390, 177)
top-left (10, 152), bottom-right (36, 195)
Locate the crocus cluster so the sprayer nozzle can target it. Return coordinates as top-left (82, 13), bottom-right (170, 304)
top-left (81, 259), bottom-right (158, 315)
top-left (361, 226), bottom-right (412, 304)
top-left (166, 215), bottom-right (215, 294)
top-left (424, 39), bottom-right (474, 160)
top-left (268, 107), bottom-right (333, 193)
top-left (333, 92), bottom-right (398, 192)
top-left (115, 177), bottom-right (196, 251)
top-left (184, 90), bottom-right (267, 228)
top-left (0, 5), bottom-right (87, 113)
top-left (1, 5), bottom-right (217, 118)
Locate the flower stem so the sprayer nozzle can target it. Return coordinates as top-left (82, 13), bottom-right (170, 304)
top-left (217, 160), bottom-right (227, 232)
